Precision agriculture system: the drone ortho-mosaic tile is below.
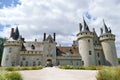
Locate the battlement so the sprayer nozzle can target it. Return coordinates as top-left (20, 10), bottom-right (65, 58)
top-left (100, 34), bottom-right (115, 41)
top-left (77, 32), bottom-right (93, 40)
top-left (4, 41), bottom-right (22, 46)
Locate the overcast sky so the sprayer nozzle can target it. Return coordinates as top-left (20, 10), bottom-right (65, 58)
top-left (0, 0), bottom-right (120, 57)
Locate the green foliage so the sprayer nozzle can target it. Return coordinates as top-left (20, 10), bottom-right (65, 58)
top-left (118, 58), bottom-right (120, 64)
top-left (5, 67), bottom-right (15, 71)
top-left (0, 70), bottom-right (7, 80)
top-left (96, 67), bottom-right (120, 80)
top-left (5, 66), bottom-right (43, 71)
top-left (0, 70), bottom-right (23, 80)
top-left (59, 65), bottom-right (104, 70)
top-left (0, 37), bottom-right (7, 65)
top-left (5, 71), bottom-right (23, 80)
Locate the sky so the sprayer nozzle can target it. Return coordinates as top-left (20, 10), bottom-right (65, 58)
top-left (0, 0), bottom-right (120, 57)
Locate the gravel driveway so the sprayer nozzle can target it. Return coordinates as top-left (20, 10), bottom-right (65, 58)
top-left (20, 67), bottom-right (98, 80)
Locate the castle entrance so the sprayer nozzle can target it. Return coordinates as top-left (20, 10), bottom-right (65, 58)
top-left (46, 59), bottom-right (53, 67)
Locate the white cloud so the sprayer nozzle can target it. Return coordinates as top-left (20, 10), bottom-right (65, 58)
top-left (0, 0), bottom-right (120, 57)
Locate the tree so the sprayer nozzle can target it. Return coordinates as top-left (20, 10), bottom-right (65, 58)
top-left (118, 58), bottom-right (120, 65)
top-left (0, 38), bottom-right (7, 65)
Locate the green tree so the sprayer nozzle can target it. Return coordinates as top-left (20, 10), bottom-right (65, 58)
top-left (0, 37), bottom-right (7, 65)
top-left (118, 58), bottom-right (120, 64)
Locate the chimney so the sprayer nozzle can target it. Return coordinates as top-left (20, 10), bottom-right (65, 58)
top-left (10, 28), bottom-right (14, 37)
top-left (53, 33), bottom-right (56, 41)
top-left (35, 39), bottom-right (37, 42)
top-left (43, 33), bottom-right (46, 41)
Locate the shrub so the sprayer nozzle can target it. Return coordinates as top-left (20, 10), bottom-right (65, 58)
top-left (59, 65), bottom-right (103, 70)
top-left (4, 66), bottom-right (43, 71)
top-left (0, 70), bottom-right (7, 80)
top-left (5, 71), bottom-right (23, 80)
top-left (5, 67), bottom-right (15, 71)
top-left (96, 67), bottom-right (120, 80)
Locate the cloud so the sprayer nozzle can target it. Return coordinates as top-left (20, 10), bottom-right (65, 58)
top-left (0, 0), bottom-right (120, 57)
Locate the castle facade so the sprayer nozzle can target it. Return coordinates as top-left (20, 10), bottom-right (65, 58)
top-left (1, 19), bottom-right (118, 67)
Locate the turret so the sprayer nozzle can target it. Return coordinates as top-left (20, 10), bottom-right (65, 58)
top-left (100, 20), bottom-right (118, 66)
top-left (1, 27), bottom-right (22, 67)
top-left (77, 18), bottom-right (96, 66)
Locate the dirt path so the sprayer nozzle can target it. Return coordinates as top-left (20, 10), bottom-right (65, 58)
top-left (20, 67), bottom-right (98, 80)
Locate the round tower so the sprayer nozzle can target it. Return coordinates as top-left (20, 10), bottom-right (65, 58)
top-left (1, 41), bottom-right (22, 67)
top-left (1, 27), bottom-right (22, 67)
top-left (100, 21), bottom-right (118, 66)
top-left (77, 19), bottom-right (96, 66)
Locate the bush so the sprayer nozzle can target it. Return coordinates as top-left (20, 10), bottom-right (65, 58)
top-left (59, 65), bottom-right (103, 70)
top-left (5, 71), bottom-right (23, 80)
top-left (96, 67), bottom-right (120, 80)
top-left (0, 70), bottom-right (7, 80)
top-left (0, 70), bottom-right (23, 80)
top-left (5, 67), bottom-right (15, 71)
top-left (4, 66), bottom-right (43, 71)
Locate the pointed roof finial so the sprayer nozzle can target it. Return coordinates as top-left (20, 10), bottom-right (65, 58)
top-left (83, 16), bottom-right (90, 31)
top-left (103, 19), bottom-right (108, 33)
top-left (79, 23), bottom-right (82, 32)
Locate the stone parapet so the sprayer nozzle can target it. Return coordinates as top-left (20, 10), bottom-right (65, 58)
top-left (77, 32), bottom-right (93, 40)
top-left (4, 41), bottom-right (22, 46)
top-left (100, 34), bottom-right (115, 42)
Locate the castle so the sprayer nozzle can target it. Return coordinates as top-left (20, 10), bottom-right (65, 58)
top-left (1, 19), bottom-right (118, 67)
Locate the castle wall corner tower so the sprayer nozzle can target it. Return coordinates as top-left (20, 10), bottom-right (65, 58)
top-left (100, 20), bottom-right (118, 66)
top-left (77, 19), bottom-right (96, 66)
top-left (1, 27), bottom-right (22, 67)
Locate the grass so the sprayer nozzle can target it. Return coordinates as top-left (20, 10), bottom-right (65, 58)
top-left (96, 67), bottom-right (120, 80)
top-left (0, 66), bottom-right (43, 80)
top-left (5, 71), bottom-right (23, 80)
top-left (4, 66), bottom-right (43, 71)
top-left (0, 70), bottom-right (23, 80)
top-left (59, 65), bottom-right (104, 70)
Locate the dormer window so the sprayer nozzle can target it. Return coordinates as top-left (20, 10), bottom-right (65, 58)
top-left (31, 45), bottom-right (35, 49)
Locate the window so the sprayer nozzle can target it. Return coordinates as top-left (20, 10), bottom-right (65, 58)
top-left (22, 57), bottom-right (26, 60)
top-left (88, 39), bottom-right (90, 43)
top-left (98, 53), bottom-right (100, 57)
top-left (12, 62), bottom-right (15, 66)
top-left (38, 61), bottom-right (41, 65)
top-left (47, 53), bottom-right (52, 57)
top-left (20, 61), bottom-right (23, 66)
top-left (89, 51), bottom-right (92, 55)
top-left (33, 61), bottom-right (36, 66)
top-left (82, 61), bottom-right (84, 65)
top-left (76, 62), bottom-right (78, 66)
top-left (31, 45), bottom-right (35, 49)
top-left (98, 60), bottom-right (101, 65)
top-left (6, 55), bottom-right (9, 61)
top-left (26, 61), bottom-right (28, 66)
top-left (9, 47), bottom-right (12, 53)
top-left (71, 60), bottom-right (73, 65)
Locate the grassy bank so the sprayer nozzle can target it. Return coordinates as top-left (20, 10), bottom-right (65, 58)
top-left (4, 66), bottom-right (43, 71)
top-left (0, 66), bottom-right (43, 80)
top-left (0, 70), bottom-right (23, 80)
top-left (59, 65), bottom-right (104, 70)
top-left (96, 67), bottom-right (120, 80)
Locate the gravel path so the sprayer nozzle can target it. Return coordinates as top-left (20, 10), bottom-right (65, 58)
top-left (20, 67), bottom-right (98, 80)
